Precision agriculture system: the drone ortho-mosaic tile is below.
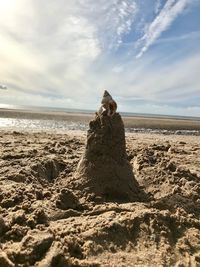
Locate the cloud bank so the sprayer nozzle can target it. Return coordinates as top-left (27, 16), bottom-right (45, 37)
top-left (0, 0), bottom-right (200, 116)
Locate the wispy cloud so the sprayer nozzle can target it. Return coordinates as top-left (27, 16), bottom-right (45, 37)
top-left (155, 30), bottom-right (200, 44)
top-left (0, 0), bottom-right (199, 116)
top-left (80, 0), bottom-right (138, 49)
top-left (154, 0), bottom-right (162, 14)
top-left (136, 0), bottom-right (190, 58)
top-left (0, 0), bottom-right (138, 99)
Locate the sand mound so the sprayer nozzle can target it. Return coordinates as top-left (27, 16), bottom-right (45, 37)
top-left (73, 113), bottom-right (145, 202)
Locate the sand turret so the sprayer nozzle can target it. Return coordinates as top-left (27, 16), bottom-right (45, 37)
top-left (74, 91), bottom-right (144, 202)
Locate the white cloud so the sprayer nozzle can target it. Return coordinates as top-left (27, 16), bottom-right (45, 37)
top-left (121, 103), bottom-right (200, 117)
top-left (0, 0), bottom-right (138, 100)
top-left (136, 0), bottom-right (190, 58)
top-left (79, 0), bottom-right (138, 49)
top-left (0, 0), bottom-right (199, 117)
top-left (0, 1), bottom-right (102, 99)
top-left (87, 51), bottom-right (200, 116)
top-left (155, 30), bottom-right (200, 44)
top-left (154, 0), bottom-right (162, 14)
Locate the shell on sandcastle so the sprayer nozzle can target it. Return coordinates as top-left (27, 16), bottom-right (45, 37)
top-left (98, 90), bottom-right (117, 117)
top-left (74, 91), bottom-right (144, 202)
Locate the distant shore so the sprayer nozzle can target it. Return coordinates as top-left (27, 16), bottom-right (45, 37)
top-left (0, 108), bottom-right (200, 132)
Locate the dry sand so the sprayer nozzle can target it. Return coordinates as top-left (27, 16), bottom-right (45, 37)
top-left (0, 130), bottom-right (200, 266)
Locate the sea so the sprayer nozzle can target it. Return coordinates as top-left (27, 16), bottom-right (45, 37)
top-left (0, 104), bottom-right (200, 135)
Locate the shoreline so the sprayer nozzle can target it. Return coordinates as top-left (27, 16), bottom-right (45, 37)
top-left (0, 108), bottom-right (200, 132)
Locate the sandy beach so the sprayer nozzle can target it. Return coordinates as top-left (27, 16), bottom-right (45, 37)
top-left (0, 127), bottom-right (200, 266)
top-left (1, 0), bottom-right (200, 265)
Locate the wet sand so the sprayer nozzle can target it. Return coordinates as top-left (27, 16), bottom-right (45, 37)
top-left (1, 108), bottom-right (200, 131)
top-left (0, 129), bottom-right (200, 266)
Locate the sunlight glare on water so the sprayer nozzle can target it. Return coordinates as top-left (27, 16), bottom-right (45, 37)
top-left (0, 117), bottom-right (199, 135)
top-left (0, 118), bottom-right (87, 131)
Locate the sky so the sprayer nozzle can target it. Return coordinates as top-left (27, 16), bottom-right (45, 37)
top-left (0, 0), bottom-right (200, 116)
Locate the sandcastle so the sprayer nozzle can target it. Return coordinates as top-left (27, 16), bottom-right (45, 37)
top-left (74, 91), bottom-right (143, 202)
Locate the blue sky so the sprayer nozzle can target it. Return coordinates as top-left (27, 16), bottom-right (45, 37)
top-left (0, 0), bottom-right (200, 116)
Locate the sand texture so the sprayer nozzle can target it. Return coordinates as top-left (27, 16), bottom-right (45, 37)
top-left (0, 128), bottom-right (200, 266)
top-left (74, 113), bottom-right (145, 202)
